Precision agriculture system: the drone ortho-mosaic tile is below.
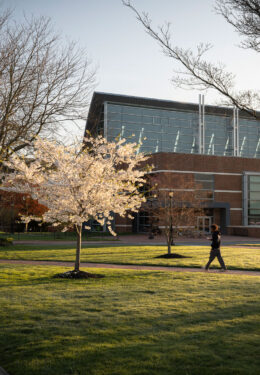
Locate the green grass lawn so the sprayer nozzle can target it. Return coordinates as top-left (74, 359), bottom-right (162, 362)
top-left (0, 244), bottom-right (259, 271)
top-left (0, 264), bottom-right (259, 375)
top-left (235, 243), bottom-right (260, 247)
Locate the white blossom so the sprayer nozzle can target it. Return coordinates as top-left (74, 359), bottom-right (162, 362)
top-left (2, 136), bottom-right (150, 270)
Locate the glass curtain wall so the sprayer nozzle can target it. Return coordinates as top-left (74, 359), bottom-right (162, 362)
top-left (239, 118), bottom-right (260, 158)
top-left (248, 175), bottom-right (260, 225)
top-left (105, 103), bottom-right (260, 158)
top-left (107, 104), bottom-right (198, 154)
top-left (204, 114), bottom-right (233, 156)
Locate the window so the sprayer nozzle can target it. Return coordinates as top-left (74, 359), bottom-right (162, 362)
top-left (194, 174), bottom-right (214, 200)
top-left (248, 175), bottom-right (260, 225)
top-left (138, 211), bottom-right (153, 233)
top-left (105, 103), bottom-right (260, 158)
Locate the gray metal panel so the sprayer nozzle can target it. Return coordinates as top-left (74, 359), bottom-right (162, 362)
top-left (87, 92), bottom-right (260, 122)
top-left (104, 101), bottom-right (108, 139)
top-left (243, 173), bottom-right (248, 226)
top-left (243, 171), bottom-right (260, 226)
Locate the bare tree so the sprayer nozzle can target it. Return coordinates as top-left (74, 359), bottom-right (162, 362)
top-left (144, 174), bottom-right (204, 257)
top-left (215, 0), bottom-right (260, 52)
top-left (0, 6), bottom-right (11, 31)
top-left (123, 0), bottom-right (260, 119)
top-left (0, 8), bottom-right (96, 163)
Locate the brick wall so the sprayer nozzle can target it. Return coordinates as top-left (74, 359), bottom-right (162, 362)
top-left (151, 152), bottom-right (260, 173)
top-left (227, 226), bottom-right (260, 237)
top-left (148, 152), bottom-right (260, 232)
top-left (114, 153), bottom-right (260, 235)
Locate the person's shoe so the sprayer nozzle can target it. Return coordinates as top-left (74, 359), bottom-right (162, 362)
top-left (203, 267), bottom-right (209, 272)
top-left (220, 268), bottom-right (227, 272)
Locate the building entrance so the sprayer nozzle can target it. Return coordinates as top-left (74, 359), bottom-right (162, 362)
top-left (197, 216), bottom-right (213, 233)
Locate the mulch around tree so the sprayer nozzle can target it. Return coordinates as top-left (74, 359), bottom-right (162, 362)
top-left (155, 253), bottom-right (189, 259)
top-left (53, 270), bottom-right (105, 279)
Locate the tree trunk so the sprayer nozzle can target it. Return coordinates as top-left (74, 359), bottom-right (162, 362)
top-left (165, 231), bottom-right (172, 255)
top-left (166, 226), bottom-right (175, 255)
top-left (75, 224), bottom-right (82, 271)
top-left (25, 222), bottom-right (28, 233)
top-left (167, 239), bottom-right (172, 255)
top-left (167, 214), bottom-right (174, 255)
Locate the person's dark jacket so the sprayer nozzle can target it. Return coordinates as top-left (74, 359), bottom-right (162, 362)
top-left (211, 230), bottom-right (221, 249)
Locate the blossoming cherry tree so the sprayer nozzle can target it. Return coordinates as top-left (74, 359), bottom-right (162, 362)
top-left (3, 136), bottom-right (149, 277)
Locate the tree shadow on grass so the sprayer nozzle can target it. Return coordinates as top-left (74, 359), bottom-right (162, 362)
top-left (1, 304), bottom-right (259, 375)
top-left (155, 253), bottom-right (191, 259)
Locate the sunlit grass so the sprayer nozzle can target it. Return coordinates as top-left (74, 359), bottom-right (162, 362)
top-left (234, 243), bottom-right (260, 246)
top-left (0, 264), bottom-right (259, 375)
top-left (0, 244), bottom-right (259, 271)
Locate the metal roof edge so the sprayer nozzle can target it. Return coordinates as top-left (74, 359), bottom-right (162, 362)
top-left (90, 91), bottom-right (260, 117)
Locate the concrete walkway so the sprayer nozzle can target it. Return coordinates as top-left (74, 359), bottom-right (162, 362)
top-left (1, 259), bottom-right (259, 276)
top-left (115, 234), bottom-right (260, 246)
top-left (13, 234), bottom-right (260, 247)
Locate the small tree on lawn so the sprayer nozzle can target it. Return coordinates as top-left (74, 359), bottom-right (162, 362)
top-left (0, 191), bottom-right (47, 232)
top-left (15, 193), bottom-right (47, 232)
top-left (145, 174), bottom-right (204, 257)
top-left (2, 136), bottom-right (149, 277)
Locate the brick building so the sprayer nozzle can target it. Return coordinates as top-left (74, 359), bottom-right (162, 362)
top-left (85, 92), bottom-right (260, 237)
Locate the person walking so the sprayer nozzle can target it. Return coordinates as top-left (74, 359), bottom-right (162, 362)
top-left (205, 224), bottom-right (227, 271)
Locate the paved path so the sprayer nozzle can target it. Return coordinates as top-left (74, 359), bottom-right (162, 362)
top-left (13, 234), bottom-right (260, 247)
top-left (1, 259), bottom-right (259, 276)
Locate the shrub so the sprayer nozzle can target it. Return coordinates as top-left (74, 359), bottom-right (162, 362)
top-left (0, 237), bottom-right (14, 246)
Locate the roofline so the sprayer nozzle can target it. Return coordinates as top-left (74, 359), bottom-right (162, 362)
top-left (89, 90), bottom-right (259, 116)
top-left (91, 91), bottom-right (245, 114)
top-left (85, 91), bottom-right (260, 134)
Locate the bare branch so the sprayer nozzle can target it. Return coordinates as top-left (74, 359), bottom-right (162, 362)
top-left (215, 0), bottom-right (260, 52)
top-left (123, 0), bottom-right (260, 119)
top-left (0, 8), bottom-right (96, 162)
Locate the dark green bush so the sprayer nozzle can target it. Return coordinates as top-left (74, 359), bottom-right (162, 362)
top-left (0, 237), bottom-right (13, 246)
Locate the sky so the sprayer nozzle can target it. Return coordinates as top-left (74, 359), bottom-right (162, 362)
top-left (5, 0), bottom-right (260, 137)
